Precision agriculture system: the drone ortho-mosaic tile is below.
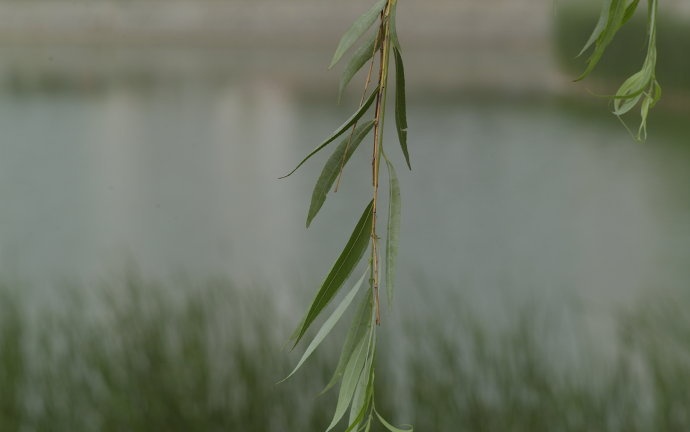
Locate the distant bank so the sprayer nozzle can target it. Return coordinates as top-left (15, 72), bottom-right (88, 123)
top-left (0, 0), bottom-right (603, 94)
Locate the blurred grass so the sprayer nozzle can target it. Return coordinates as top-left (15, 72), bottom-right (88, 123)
top-left (1, 273), bottom-right (689, 431)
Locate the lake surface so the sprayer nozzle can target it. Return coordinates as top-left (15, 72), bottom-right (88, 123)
top-left (1, 74), bottom-right (689, 338)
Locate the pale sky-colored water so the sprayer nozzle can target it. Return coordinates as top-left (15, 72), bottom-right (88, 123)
top-left (1, 77), bottom-right (688, 322)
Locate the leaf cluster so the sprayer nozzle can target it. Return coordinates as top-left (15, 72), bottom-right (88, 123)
top-left (577, 0), bottom-right (660, 141)
top-left (280, 1), bottom-right (410, 431)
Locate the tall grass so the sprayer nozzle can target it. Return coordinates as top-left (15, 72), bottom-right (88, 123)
top-left (0, 273), bottom-right (689, 431)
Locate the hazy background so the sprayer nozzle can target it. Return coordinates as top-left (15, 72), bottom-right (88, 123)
top-left (1, 1), bottom-right (689, 430)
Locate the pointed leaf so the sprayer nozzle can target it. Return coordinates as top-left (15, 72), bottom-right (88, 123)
top-left (322, 294), bottom-right (373, 394)
top-left (339, 31), bottom-right (379, 102)
top-left (393, 47), bottom-right (410, 169)
top-left (389, 0), bottom-right (401, 52)
top-left (384, 157), bottom-right (401, 306)
top-left (577, 0), bottom-right (612, 57)
top-left (375, 409), bottom-right (414, 432)
top-left (327, 326), bottom-right (373, 431)
top-left (622, 0), bottom-right (641, 25)
top-left (349, 336), bottom-right (374, 426)
top-left (280, 270), bottom-right (368, 382)
top-left (576, 0), bottom-right (628, 81)
top-left (307, 121), bottom-right (375, 227)
top-left (292, 200), bottom-right (374, 346)
top-left (280, 89), bottom-right (378, 179)
top-left (330, 0), bottom-right (386, 69)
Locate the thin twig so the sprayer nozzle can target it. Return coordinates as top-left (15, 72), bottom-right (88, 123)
top-left (370, 1), bottom-right (393, 325)
top-left (334, 27), bottom-right (383, 193)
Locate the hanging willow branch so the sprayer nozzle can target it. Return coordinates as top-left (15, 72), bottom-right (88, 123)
top-left (280, 1), bottom-right (410, 431)
top-left (280, 1), bottom-right (660, 431)
top-left (576, 0), bottom-right (660, 141)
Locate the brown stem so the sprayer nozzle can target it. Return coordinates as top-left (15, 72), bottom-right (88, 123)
top-left (370, 1), bottom-right (393, 325)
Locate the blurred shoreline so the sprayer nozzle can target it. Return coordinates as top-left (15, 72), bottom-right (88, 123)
top-left (0, 0), bottom-right (570, 95)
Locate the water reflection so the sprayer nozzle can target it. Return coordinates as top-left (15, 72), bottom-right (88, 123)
top-left (0, 54), bottom-right (689, 431)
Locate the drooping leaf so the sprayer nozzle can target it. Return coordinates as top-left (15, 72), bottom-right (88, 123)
top-left (339, 31), bottom-right (380, 102)
top-left (375, 409), bottom-right (414, 432)
top-left (577, 0), bottom-right (612, 57)
top-left (322, 294), bottom-right (373, 394)
top-left (622, 0), bottom-right (641, 25)
top-left (330, 0), bottom-right (387, 69)
top-left (349, 335), bottom-right (374, 426)
top-left (292, 200), bottom-right (374, 347)
top-left (307, 121), bottom-right (375, 227)
top-left (392, 47), bottom-right (410, 169)
top-left (327, 326), bottom-right (373, 431)
top-left (576, 0), bottom-right (628, 81)
top-left (389, 0), bottom-right (401, 51)
top-left (280, 89), bottom-right (378, 179)
top-left (384, 157), bottom-right (401, 307)
top-left (280, 270), bottom-right (368, 382)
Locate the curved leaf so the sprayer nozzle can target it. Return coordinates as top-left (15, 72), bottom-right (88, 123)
top-left (384, 157), bottom-right (401, 306)
top-left (576, 0), bottom-right (628, 81)
top-left (339, 31), bottom-right (380, 102)
top-left (280, 89), bottom-right (378, 179)
top-left (322, 294), bottom-right (373, 394)
top-left (292, 200), bottom-right (374, 347)
top-left (307, 121), bottom-right (375, 227)
top-left (393, 47), bottom-right (410, 169)
top-left (330, 0), bottom-right (387, 69)
top-left (389, 0), bottom-right (401, 51)
top-left (375, 409), bottom-right (414, 432)
top-left (327, 325), bottom-right (373, 431)
top-left (280, 269), bottom-right (368, 383)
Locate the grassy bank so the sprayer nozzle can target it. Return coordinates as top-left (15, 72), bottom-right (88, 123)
top-left (1, 274), bottom-right (689, 431)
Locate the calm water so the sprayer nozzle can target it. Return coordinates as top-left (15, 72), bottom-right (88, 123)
top-left (1, 77), bottom-right (689, 335)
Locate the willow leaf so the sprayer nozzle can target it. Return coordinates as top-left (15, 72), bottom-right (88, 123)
top-left (330, 0), bottom-right (386, 69)
top-left (292, 200), bottom-right (374, 347)
top-left (375, 409), bottom-right (413, 432)
top-left (349, 335), bottom-right (374, 426)
top-left (339, 31), bottom-right (379, 102)
top-left (307, 121), bottom-right (375, 227)
top-left (392, 47), bottom-right (410, 169)
top-left (280, 89), bottom-right (378, 179)
top-left (327, 327), bottom-right (372, 431)
top-left (576, 0), bottom-right (628, 81)
top-left (280, 270), bottom-right (368, 382)
top-left (578, 0), bottom-right (612, 57)
top-left (622, 0), bottom-right (641, 25)
top-left (384, 157), bottom-right (400, 306)
top-left (389, 0), bottom-right (401, 51)
top-left (322, 294), bottom-right (373, 394)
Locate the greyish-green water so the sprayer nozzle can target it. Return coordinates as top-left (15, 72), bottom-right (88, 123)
top-left (1, 71), bottom-right (690, 431)
top-left (2, 79), bottom-right (689, 309)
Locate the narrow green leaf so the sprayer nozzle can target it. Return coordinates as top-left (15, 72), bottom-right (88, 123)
top-left (322, 294), bottom-right (372, 394)
top-left (576, 0), bottom-right (628, 81)
top-left (292, 200), bottom-right (374, 347)
top-left (577, 0), bottom-right (612, 57)
top-left (330, 0), bottom-right (387, 69)
top-left (327, 327), bottom-right (373, 431)
top-left (384, 157), bottom-right (400, 307)
top-left (392, 47), bottom-right (410, 169)
top-left (349, 336), bottom-right (374, 425)
top-left (375, 409), bottom-right (414, 432)
top-left (389, 0), bottom-right (401, 52)
top-left (307, 121), bottom-right (375, 227)
top-left (339, 31), bottom-right (379, 102)
top-left (622, 0), bottom-right (641, 25)
top-left (280, 89), bottom-right (378, 179)
top-left (280, 270), bottom-right (368, 382)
